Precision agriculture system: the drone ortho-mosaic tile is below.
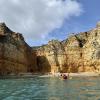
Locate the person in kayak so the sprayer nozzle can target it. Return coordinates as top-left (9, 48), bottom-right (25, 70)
top-left (63, 74), bottom-right (68, 79)
top-left (60, 74), bottom-right (68, 80)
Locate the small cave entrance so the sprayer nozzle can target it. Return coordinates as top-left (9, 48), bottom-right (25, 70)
top-left (0, 36), bottom-right (7, 43)
top-left (36, 56), bottom-right (51, 73)
top-left (96, 50), bottom-right (100, 59)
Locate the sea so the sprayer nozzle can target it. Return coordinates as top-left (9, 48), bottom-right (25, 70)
top-left (0, 76), bottom-right (100, 100)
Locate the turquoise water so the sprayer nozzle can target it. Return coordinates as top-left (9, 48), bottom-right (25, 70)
top-left (0, 76), bottom-right (100, 100)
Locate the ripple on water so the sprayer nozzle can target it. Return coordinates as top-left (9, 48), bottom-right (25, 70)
top-left (0, 77), bottom-right (100, 100)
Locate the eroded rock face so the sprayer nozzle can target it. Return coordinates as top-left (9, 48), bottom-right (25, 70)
top-left (1, 22), bottom-right (100, 74)
top-left (82, 26), bottom-right (100, 72)
top-left (0, 23), bottom-right (37, 75)
top-left (34, 40), bottom-right (67, 73)
top-left (34, 22), bottom-right (100, 73)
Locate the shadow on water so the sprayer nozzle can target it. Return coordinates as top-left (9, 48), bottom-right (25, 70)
top-left (0, 76), bottom-right (100, 100)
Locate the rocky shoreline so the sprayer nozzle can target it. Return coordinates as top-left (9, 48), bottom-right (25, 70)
top-left (52, 72), bottom-right (100, 77)
top-left (0, 72), bottom-right (99, 79)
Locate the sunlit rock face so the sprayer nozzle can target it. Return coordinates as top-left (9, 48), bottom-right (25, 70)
top-left (35, 22), bottom-right (100, 73)
top-left (34, 40), bottom-right (67, 73)
top-left (82, 25), bottom-right (100, 72)
top-left (0, 22), bottom-right (100, 74)
top-left (0, 23), bottom-right (37, 75)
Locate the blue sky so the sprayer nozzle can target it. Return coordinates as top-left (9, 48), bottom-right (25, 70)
top-left (27, 0), bottom-right (100, 46)
top-left (0, 0), bottom-right (100, 46)
top-left (50, 0), bottom-right (100, 39)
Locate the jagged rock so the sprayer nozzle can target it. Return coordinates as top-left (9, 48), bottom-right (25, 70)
top-left (34, 40), bottom-right (67, 73)
top-left (34, 22), bottom-right (100, 73)
top-left (96, 21), bottom-right (100, 28)
top-left (0, 23), bottom-right (37, 75)
top-left (1, 21), bottom-right (100, 74)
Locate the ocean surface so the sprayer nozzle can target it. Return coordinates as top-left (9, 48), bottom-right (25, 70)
top-left (0, 76), bottom-right (100, 100)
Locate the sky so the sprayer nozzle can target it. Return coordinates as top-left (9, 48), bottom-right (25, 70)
top-left (0, 0), bottom-right (100, 46)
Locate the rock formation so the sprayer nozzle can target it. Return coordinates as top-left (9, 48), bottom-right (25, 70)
top-left (0, 22), bottom-right (100, 75)
top-left (0, 23), bottom-right (37, 75)
top-left (34, 40), bottom-right (67, 73)
top-left (34, 22), bottom-right (100, 73)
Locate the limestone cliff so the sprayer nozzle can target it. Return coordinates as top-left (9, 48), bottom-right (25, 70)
top-left (34, 22), bottom-right (100, 73)
top-left (34, 40), bottom-right (67, 73)
top-left (0, 22), bottom-right (100, 74)
top-left (0, 23), bottom-right (37, 75)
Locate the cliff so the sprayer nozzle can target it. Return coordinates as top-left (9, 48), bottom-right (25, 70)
top-left (0, 22), bottom-right (100, 75)
top-left (0, 23), bottom-right (37, 75)
top-left (34, 22), bottom-right (100, 73)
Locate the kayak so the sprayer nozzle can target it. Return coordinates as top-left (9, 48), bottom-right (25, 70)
top-left (59, 77), bottom-right (72, 80)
